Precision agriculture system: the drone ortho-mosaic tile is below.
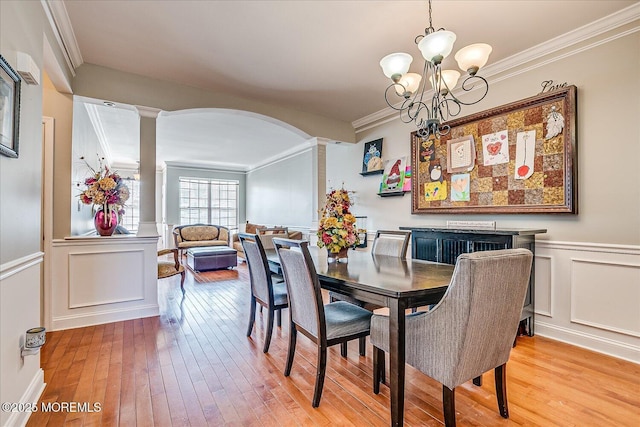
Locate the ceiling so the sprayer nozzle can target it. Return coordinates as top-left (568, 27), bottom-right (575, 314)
top-left (60, 0), bottom-right (637, 169)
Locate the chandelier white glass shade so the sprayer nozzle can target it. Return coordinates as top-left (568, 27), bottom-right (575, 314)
top-left (380, 0), bottom-right (492, 139)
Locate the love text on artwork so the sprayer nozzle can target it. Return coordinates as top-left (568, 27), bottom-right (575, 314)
top-left (539, 80), bottom-right (568, 94)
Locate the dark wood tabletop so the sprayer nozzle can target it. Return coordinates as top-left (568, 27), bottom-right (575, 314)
top-left (266, 246), bottom-right (454, 426)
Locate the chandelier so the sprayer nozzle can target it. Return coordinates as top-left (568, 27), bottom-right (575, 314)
top-left (380, 0), bottom-right (492, 139)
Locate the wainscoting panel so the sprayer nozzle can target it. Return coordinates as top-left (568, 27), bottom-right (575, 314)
top-left (535, 241), bottom-right (640, 363)
top-left (534, 255), bottom-right (553, 317)
top-left (50, 236), bottom-right (160, 331)
top-left (570, 258), bottom-right (640, 337)
top-left (0, 253), bottom-right (44, 427)
top-left (69, 249), bottom-right (144, 308)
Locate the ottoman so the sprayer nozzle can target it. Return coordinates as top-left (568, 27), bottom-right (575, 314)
top-left (186, 247), bottom-right (238, 272)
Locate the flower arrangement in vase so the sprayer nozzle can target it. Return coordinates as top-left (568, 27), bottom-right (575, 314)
top-left (78, 156), bottom-right (130, 236)
top-left (317, 188), bottom-right (360, 260)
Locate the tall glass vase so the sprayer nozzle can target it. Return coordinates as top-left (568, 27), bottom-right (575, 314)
top-left (94, 208), bottom-right (118, 236)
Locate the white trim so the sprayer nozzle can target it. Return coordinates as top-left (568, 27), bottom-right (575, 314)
top-left (41, 0), bottom-right (82, 72)
top-left (533, 254), bottom-right (553, 318)
top-left (353, 4), bottom-right (640, 131)
top-left (0, 252), bottom-right (44, 281)
top-left (249, 144), bottom-right (314, 173)
top-left (164, 160), bottom-right (248, 173)
top-left (135, 105), bottom-right (162, 119)
top-left (537, 240), bottom-right (640, 254)
top-left (3, 368), bottom-right (45, 427)
top-left (83, 103), bottom-right (113, 166)
top-left (136, 222), bottom-right (160, 237)
top-left (42, 117), bottom-right (55, 331)
top-left (536, 321), bottom-right (640, 364)
top-left (51, 304), bottom-right (160, 331)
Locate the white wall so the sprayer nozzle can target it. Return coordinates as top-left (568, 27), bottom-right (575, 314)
top-left (326, 26), bottom-right (640, 361)
top-left (164, 163), bottom-right (247, 227)
top-left (69, 100), bottom-right (108, 236)
top-left (246, 147), bottom-right (317, 229)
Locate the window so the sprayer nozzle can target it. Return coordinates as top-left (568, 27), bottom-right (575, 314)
top-left (179, 177), bottom-right (239, 231)
top-left (120, 178), bottom-right (140, 232)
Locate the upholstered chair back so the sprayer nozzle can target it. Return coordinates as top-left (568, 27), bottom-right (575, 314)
top-left (371, 248), bottom-right (532, 391)
top-left (239, 233), bottom-right (272, 304)
top-left (371, 230), bottom-right (411, 258)
top-left (274, 239), bottom-right (324, 339)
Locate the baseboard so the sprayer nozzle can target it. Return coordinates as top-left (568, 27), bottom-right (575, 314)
top-left (51, 304), bottom-right (159, 331)
top-left (536, 321), bottom-right (640, 364)
top-left (3, 368), bottom-right (45, 427)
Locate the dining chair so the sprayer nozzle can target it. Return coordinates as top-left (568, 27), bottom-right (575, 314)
top-left (158, 248), bottom-right (185, 293)
top-left (330, 230), bottom-right (412, 356)
top-left (239, 233), bottom-right (289, 353)
top-left (273, 238), bottom-right (373, 408)
top-left (370, 230), bottom-right (411, 258)
top-left (370, 248), bottom-right (533, 427)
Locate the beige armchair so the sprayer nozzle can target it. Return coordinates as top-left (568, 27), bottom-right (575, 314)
top-left (370, 248), bottom-right (533, 427)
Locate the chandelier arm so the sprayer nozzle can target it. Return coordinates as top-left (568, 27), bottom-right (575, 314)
top-left (384, 84), bottom-right (412, 111)
top-left (446, 75), bottom-right (490, 106)
top-left (437, 97), bottom-right (463, 121)
top-left (437, 124), bottom-right (451, 137)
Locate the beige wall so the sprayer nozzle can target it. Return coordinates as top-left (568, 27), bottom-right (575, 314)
top-left (42, 73), bottom-right (74, 239)
top-left (328, 27), bottom-right (640, 245)
top-left (72, 63), bottom-right (356, 143)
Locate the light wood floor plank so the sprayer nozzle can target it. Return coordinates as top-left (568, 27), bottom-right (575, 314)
top-left (28, 261), bottom-right (640, 426)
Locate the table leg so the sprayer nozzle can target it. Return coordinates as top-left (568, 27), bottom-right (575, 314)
top-left (389, 298), bottom-right (407, 427)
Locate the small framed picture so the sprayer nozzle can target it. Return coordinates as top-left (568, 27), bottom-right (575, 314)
top-left (361, 138), bottom-right (383, 175)
top-left (0, 55), bottom-right (21, 158)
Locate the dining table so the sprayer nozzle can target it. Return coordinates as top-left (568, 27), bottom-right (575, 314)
top-left (266, 246), bottom-right (454, 427)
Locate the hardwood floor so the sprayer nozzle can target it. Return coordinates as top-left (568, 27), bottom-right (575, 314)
top-left (29, 262), bottom-right (640, 426)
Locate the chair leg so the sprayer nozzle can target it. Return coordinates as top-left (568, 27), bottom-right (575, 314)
top-left (246, 297), bottom-right (256, 337)
top-left (340, 342), bottom-right (347, 357)
top-left (358, 337), bottom-right (366, 356)
top-left (495, 364), bottom-right (509, 418)
top-left (284, 324), bottom-right (297, 377)
top-left (276, 309), bottom-right (282, 327)
top-left (473, 375), bottom-right (482, 386)
top-left (442, 385), bottom-right (456, 427)
top-left (312, 343), bottom-right (328, 408)
top-left (263, 307), bottom-right (275, 353)
top-left (179, 271), bottom-right (185, 293)
top-left (373, 346), bottom-right (383, 394)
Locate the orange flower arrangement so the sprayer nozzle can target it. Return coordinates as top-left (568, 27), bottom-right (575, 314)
top-left (317, 188), bottom-right (360, 254)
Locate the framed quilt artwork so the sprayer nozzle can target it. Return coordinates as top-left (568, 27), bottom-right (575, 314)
top-left (411, 86), bottom-right (577, 214)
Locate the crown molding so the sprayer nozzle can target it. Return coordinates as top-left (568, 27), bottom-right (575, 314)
top-left (164, 160), bottom-right (249, 173)
top-left (353, 3), bottom-right (640, 132)
top-left (135, 105), bottom-right (162, 119)
top-left (84, 103), bottom-right (113, 166)
top-left (41, 0), bottom-right (83, 72)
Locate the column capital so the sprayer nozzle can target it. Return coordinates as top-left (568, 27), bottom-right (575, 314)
top-left (135, 105), bottom-right (162, 119)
